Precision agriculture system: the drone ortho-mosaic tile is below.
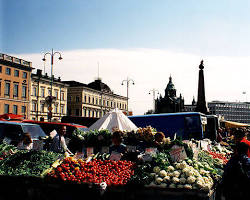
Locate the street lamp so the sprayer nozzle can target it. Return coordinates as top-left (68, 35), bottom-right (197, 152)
top-left (42, 48), bottom-right (63, 121)
top-left (121, 77), bottom-right (135, 115)
top-left (149, 89), bottom-right (159, 112)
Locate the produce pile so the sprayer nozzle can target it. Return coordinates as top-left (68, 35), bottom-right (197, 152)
top-left (0, 149), bottom-right (60, 177)
top-left (0, 143), bottom-right (16, 160)
top-left (47, 157), bottom-right (136, 185)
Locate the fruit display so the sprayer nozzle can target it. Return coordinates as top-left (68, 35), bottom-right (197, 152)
top-left (47, 157), bottom-right (136, 185)
top-left (0, 150), bottom-right (60, 177)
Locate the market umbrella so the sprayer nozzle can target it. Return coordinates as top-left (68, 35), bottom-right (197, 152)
top-left (89, 108), bottom-right (138, 132)
top-left (0, 113), bottom-right (24, 120)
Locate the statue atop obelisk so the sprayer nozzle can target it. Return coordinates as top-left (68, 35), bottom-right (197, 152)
top-left (195, 60), bottom-right (209, 114)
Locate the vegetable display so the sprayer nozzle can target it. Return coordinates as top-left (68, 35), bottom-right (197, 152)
top-left (47, 157), bottom-right (136, 185)
top-left (0, 150), bottom-right (60, 177)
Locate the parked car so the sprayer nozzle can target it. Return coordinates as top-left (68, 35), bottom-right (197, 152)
top-left (0, 121), bottom-right (47, 146)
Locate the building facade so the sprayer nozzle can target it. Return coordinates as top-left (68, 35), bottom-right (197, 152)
top-left (0, 53), bottom-right (33, 118)
top-left (30, 69), bottom-right (68, 121)
top-left (208, 101), bottom-right (250, 124)
top-left (155, 76), bottom-right (184, 113)
top-left (64, 79), bottom-right (128, 118)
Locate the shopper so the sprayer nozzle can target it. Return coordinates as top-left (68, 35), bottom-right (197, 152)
top-left (234, 128), bottom-right (250, 158)
top-left (154, 132), bottom-right (166, 150)
top-left (222, 142), bottom-right (250, 200)
top-left (50, 126), bottom-right (72, 154)
top-left (109, 131), bottom-right (127, 154)
top-left (17, 133), bottom-right (33, 150)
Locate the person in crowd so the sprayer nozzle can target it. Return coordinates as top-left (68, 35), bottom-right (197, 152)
top-left (234, 128), bottom-right (250, 158)
top-left (50, 126), bottom-right (72, 154)
top-left (222, 142), bottom-right (250, 200)
top-left (17, 132), bottom-right (33, 150)
top-left (109, 131), bottom-right (127, 154)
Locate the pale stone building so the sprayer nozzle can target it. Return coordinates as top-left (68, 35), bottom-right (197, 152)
top-left (30, 69), bottom-right (68, 121)
top-left (64, 78), bottom-right (128, 118)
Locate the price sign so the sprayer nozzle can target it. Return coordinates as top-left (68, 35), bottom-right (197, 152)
top-left (145, 148), bottom-right (158, 155)
top-left (169, 145), bottom-right (187, 162)
top-left (200, 141), bottom-right (209, 151)
top-left (86, 147), bottom-right (94, 157)
top-left (110, 151), bottom-right (121, 161)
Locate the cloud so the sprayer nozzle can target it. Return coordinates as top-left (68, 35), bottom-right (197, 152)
top-left (14, 48), bottom-right (250, 115)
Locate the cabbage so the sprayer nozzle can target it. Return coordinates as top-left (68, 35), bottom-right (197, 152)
top-left (153, 166), bottom-right (161, 173)
top-left (159, 170), bottom-right (168, 178)
top-left (160, 183), bottom-right (167, 188)
top-left (184, 184), bottom-right (192, 189)
top-left (173, 171), bottom-right (180, 178)
top-left (167, 165), bottom-right (175, 172)
top-left (172, 177), bottom-right (180, 184)
top-left (177, 184), bottom-right (184, 188)
top-left (155, 177), bottom-right (163, 184)
top-left (163, 176), bottom-right (171, 183)
top-left (179, 177), bottom-right (186, 184)
top-left (187, 176), bottom-right (196, 184)
top-left (169, 183), bottom-right (176, 188)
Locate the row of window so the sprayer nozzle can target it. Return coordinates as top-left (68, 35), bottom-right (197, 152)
top-left (0, 66), bottom-right (27, 78)
top-left (32, 86), bottom-right (65, 100)
top-left (1, 81), bottom-right (27, 98)
top-left (4, 104), bottom-right (26, 115)
top-left (31, 102), bottom-right (65, 114)
top-left (71, 95), bottom-right (126, 109)
top-left (74, 108), bottom-right (107, 118)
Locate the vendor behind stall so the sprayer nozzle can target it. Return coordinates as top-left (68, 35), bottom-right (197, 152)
top-left (154, 132), bottom-right (166, 150)
top-left (109, 131), bottom-right (127, 154)
top-left (234, 128), bottom-right (250, 158)
top-left (50, 125), bottom-right (72, 154)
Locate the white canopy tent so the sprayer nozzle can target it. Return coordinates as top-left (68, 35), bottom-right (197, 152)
top-left (89, 108), bottom-right (138, 132)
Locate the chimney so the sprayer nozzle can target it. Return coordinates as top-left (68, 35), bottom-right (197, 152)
top-left (37, 69), bottom-right (42, 77)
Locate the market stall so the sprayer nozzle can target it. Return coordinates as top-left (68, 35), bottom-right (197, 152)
top-left (0, 126), bottom-right (233, 200)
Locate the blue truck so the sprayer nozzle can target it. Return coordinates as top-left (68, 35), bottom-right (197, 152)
top-left (129, 112), bottom-right (208, 140)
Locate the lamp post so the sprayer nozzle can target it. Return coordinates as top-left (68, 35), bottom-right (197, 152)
top-left (149, 89), bottom-right (159, 112)
top-left (121, 77), bottom-right (135, 115)
top-left (42, 49), bottom-right (62, 121)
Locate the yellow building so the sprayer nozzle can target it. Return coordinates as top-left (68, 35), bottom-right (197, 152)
top-left (0, 53), bottom-right (33, 118)
top-left (64, 79), bottom-right (128, 118)
top-left (30, 69), bottom-right (68, 121)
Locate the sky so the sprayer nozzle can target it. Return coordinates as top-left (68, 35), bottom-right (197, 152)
top-left (1, 0), bottom-right (250, 114)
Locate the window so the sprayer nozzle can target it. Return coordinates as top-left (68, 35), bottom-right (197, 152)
top-left (13, 105), bottom-right (18, 114)
top-left (32, 86), bottom-right (37, 96)
top-left (76, 96), bottom-right (80, 102)
top-left (96, 98), bottom-right (98, 105)
top-left (48, 89), bottom-right (52, 96)
top-left (84, 95), bottom-right (87, 102)
top-left (4, 104), bottom-right (9, 114)
top-left (54, 105), bottom-right (58, 113)
top-left (5, 68), bottom-right (11, 75)
top-left (61, 105), bottom-right (65, 114)
top-left (40, 104), bottom-right (45, 112)
top-left (32, 102), bottom-right (36, 111)
top-left (61, 92), bottom-right (65, 100)
top-left (21, 106), bottom-right (26, 114)
top-left (4, 82), bottom-right (10, 96)
top-left (22, 72), bottom-right (27, 78)
top-left (55, 90), bottom-right (58, 99)
top-left (92, 97), bottom-right (95, 104)
top-left (22, 85), bottom-right (27, 98)
top-left (41, 88), bottom-right (45, 97)
top-left (14, 70), bottom-right (19, 77)
top-left (0, 65), bottom-right (2, 73)
top-left (13, 83), bottom-right (19, 97)
top-left (89, 97), bottom-right (91, 103)
top-left (76, 109), bottom-right (80, 116)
